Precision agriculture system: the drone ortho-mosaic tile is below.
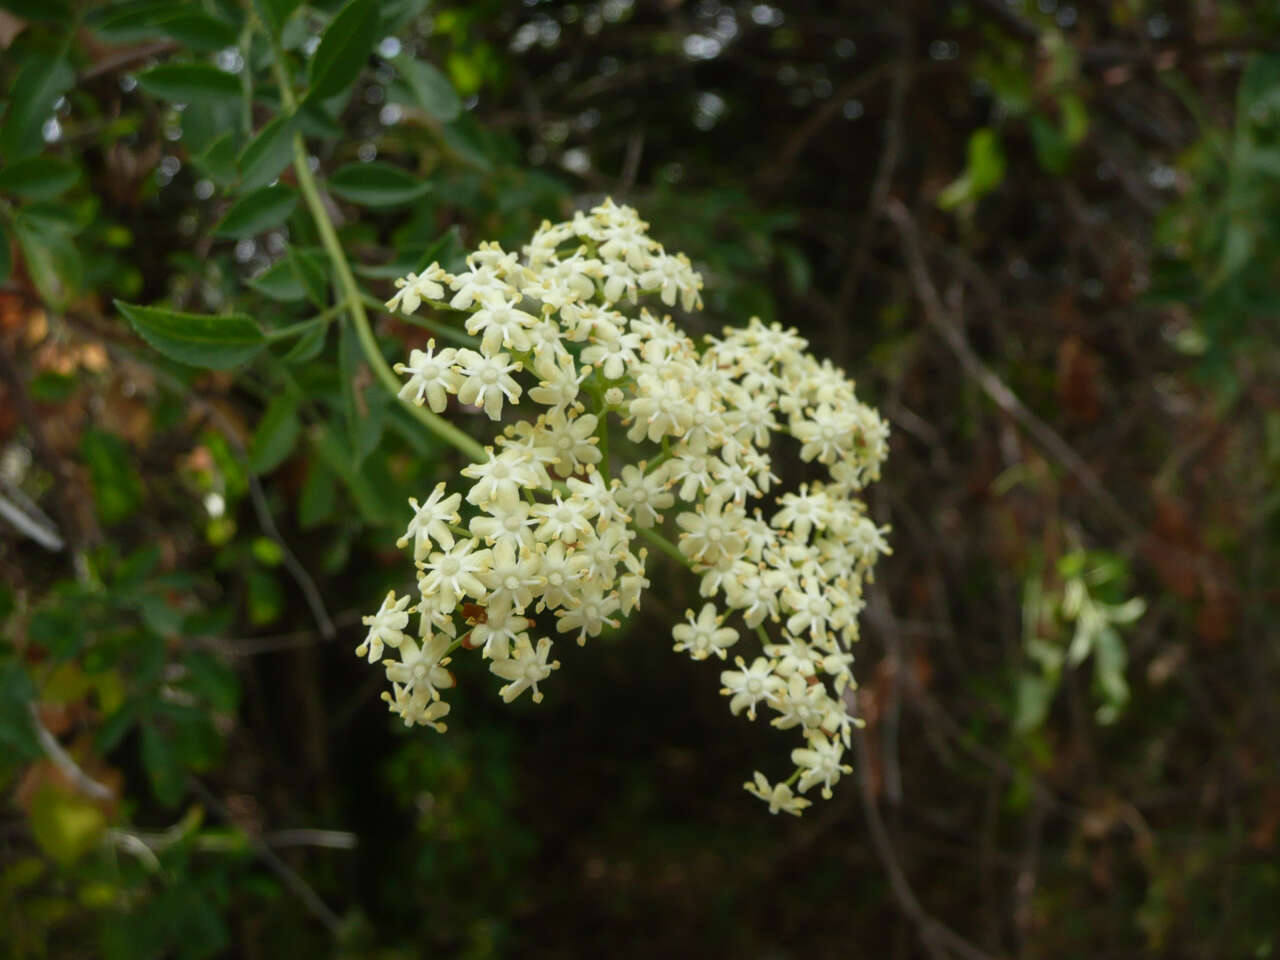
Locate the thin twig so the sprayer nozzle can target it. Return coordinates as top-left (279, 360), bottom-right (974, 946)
top-left (0, 486), bottom-right (63, 551)
top-left (885, 199), bottom-right (1145, 542)
top-left (30, 704), bottom-right (114, 801)
top-left (836, 30), bottom-right (911, 324)
top-left (189, 779), bottom-right (342, 936)
top-left (849, 692), bottom-right (999, 960)
top-left (0, 341), bottom-right (87, 578)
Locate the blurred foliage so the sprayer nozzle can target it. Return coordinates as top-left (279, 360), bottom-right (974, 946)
top-left (2, 0), bottom-right (1279, 958)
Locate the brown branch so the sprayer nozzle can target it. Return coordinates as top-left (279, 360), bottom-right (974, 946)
top-left (850, 691), bottom-right (1001, 960)
top-left (885, 198), bottom-right (1146, 543)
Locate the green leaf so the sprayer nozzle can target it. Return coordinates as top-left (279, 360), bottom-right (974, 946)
top-left (151, 12), bottom-right (238, 51)
top-left (253, 0), bottom-right (303, 38)
top-left (327, 161), bottom-right (430, 207)
top-left (13, 216), bottom-right (81, 308)
top-left (238, 112), bottom-right (298, 192)
top-left (0, 660), bottom-right (40, 761)
top-left (247, 248), bottom-right (327, 303)
top-left (0, 0), bottom-right (70, 21)
top-left (192, 132), bottom-right (240, 187)
top-left (306, 0), bottom-right (378, 101)
top-left (1029, 113), bottom-right (1071, 175)
top-left (247, 259), bottom-right (307, 301)
top-left (0, 156), bottom-right (80, 200)
top-left (92, 6), bottom-right (237, 51)
top-left (249, 395), bottom-right (300, 474)
top-left (141, 724), bottom-right (184, 807)
top-left (298, 457), bottom-right (337, 528)
top-left (80, 428), bottom-right (144, 527)
top-left (392, 55), bottom-right (461, 121)
top-left (289, 246), bottom-right (330, 306)
top-left (117, 300), bottom-right (265, 369)
top-left (212, 185), bottom-right (298, 238)
top-left (0, 54), bottom-right (73, 160)
top-left (938, 127), bottom-right (1006, 210)
top-left (281, 316), bottom-right (328, 364)
top-left (441, 115), bottom-right (495, 171)
top-left (136, 63), bottom-right (241, 108)
top-left (28, 784), bottom-right (108, 865)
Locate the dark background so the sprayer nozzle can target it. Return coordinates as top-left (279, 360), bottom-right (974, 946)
top-left (2, 1), bottom-right (1279, 958)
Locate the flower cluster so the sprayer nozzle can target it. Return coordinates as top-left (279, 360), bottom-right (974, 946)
top-left (359, 199), bottom-right (890, 813)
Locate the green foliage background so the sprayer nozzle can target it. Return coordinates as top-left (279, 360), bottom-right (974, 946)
top-left (2, 1), bottom-right (1279, 957)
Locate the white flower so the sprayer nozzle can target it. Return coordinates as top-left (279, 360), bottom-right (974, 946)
top-left (611, 463), bottom-right (674, 528)
top-left (465, 295), bottom-right (539, 355)
top-left (394, 340), bottom-right (460, 412)
top-left (386, 263), bottom-right (448, 314)
top-left (743, 771), bottom-right (810, 816)
top-left (461, 448), bottom-right (541, 508)
top-left (555, 584), bottom-right (620, 645)
top-left (384, 632), bottom-right (455, 701)
top-left (356, 591), bottom-right (412, 663)
top-left (720, 656), bottom-right (784, 719)
top-left (397, 482), bottom-right (462, 560)
top-left (490, 637), bottom-right (559, 703)
top-left (671, 603), bottom-right (739, 661)
top-left (539, 408), bottom-right (601, 477)
top-left (455, 349), bottom-right (523, 420)
top-left (418, 539), bottom-right (492, 613)
top-left (469, 497), bottom-right (536, 552)
top-left (792, 733), bottom-right (852, 799)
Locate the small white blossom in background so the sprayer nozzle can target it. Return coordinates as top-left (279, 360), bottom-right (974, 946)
top-left (361, 199), bottom-right (891, 814)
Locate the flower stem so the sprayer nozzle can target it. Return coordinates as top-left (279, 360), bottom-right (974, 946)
top-left (265, 39), bottom-right (486, 464)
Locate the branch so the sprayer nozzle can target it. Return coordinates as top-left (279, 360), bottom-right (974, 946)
top-left (885, 199), bottom-right (1145, 542)
top-left (189, 779), bottom-right (342, 936)
top-left (849, 692), bottom-right (998, 960)
top-left (30, 704), bottom-right (114, 802)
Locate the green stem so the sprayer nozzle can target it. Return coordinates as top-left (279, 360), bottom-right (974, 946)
top-left (265, 34), bottom-right (486, 465)
top-left (357, 293), bottom-right (478, 348)
top-left (638, 526), bottom-right (690, 568)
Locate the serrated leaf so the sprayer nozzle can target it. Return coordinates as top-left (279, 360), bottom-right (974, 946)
top-left (117, 300), bottom-right (265, 369)
top-left (238, 112), bottom-right (298, 192)
top-left (392, 55), bottom-right (461, 121)
top-left (327, 162), bottom-right (429, 207)
top-left (0, 55), bottom-right (74, 161)
top-left (0, 156), bottom-right (80, 200)
top-left (249, 395), bottom-right (300, 474)
top-left (212, 185), bottom-right (298, 238)
top-left (307, 0), bottom-right (378, 101)
top-left (136, 63), bottom-right (241, 108)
